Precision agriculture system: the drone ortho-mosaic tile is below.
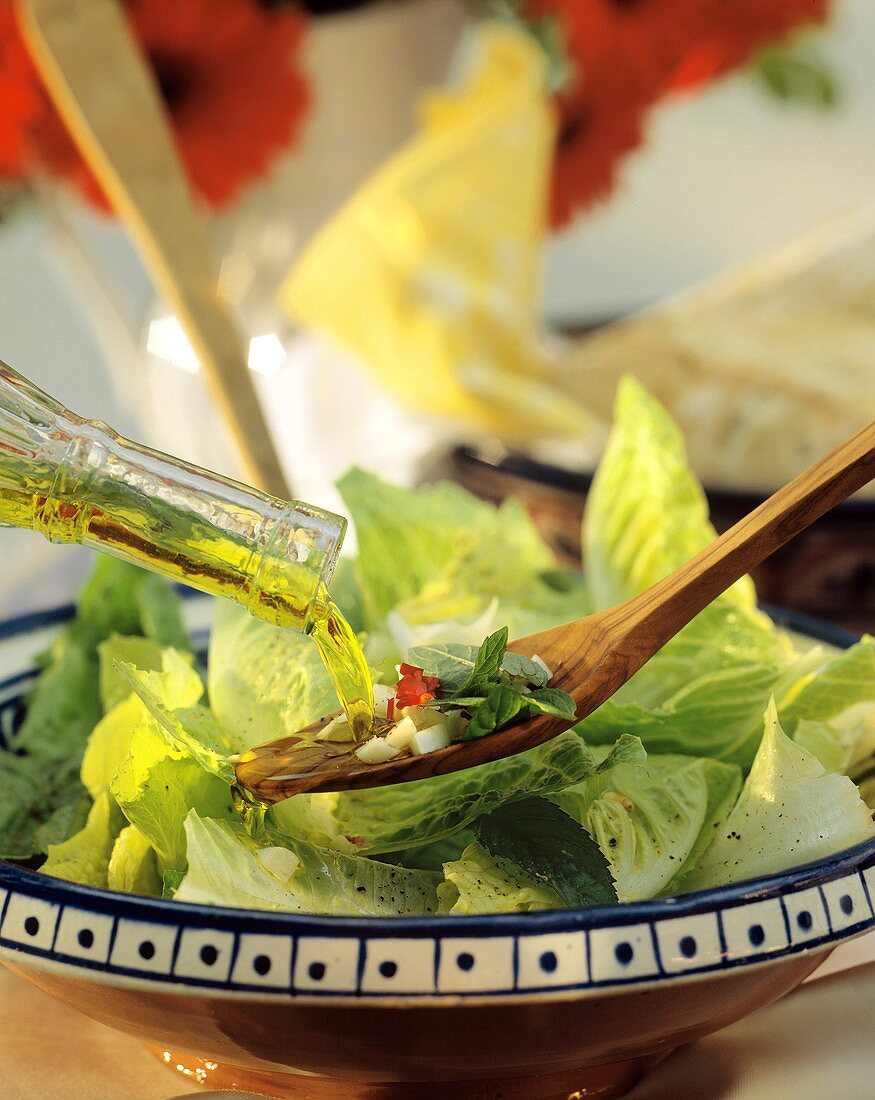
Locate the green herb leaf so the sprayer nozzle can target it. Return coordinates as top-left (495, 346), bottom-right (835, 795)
top-left (407, 643), bottom-right (480, 693)
top-left (522, 688), bottom-right (577, 721)
top-left (501, 651), bottom-right (550, 687)
top-left (458, 683), bottom-right (525, 740)
top-left (410, 639), bottom-right (551, 692)
top-left (475, 797), bottom-right (617, 908)
top-left (458, 626), bottom-right (509, 695)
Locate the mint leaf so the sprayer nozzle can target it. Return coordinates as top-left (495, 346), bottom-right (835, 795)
top-left (523, 688), bottom-right (577, 721)
top-left (458, 627), bottom-right (509, 695)
top-left (408, 643), bottom-right (479, 693)
top-left (502, 651), bottom-right (550, 687)
top-left (410, 639), bottom-right (551, 691)
top-left (458, 683), bottom-right (524, 740)
top-left (475, 797), bottom-right (617, 908)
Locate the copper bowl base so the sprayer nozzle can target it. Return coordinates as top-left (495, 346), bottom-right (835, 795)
top-left (149, 1046), bottom-right (663, 1099)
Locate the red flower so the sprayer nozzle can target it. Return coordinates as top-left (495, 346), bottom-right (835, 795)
top-left (525, 0), bottom-right (833, 228)
top-left (0, 0), bottom-right (309, 213)
top-left (668, 0), bottom-right (833, 91)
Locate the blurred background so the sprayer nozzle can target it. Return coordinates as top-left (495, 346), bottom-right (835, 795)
top-left (1, 0), bottom-right (873, 625)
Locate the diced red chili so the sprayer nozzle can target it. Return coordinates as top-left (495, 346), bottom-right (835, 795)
top-left (394, 662), bottom-right (442, 710)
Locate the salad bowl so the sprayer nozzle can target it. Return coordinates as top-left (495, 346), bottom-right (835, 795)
top-left (1, 598), bottom-right (873, 1099)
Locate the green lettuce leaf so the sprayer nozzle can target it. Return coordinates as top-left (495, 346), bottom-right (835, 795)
top-left (338, 468), bottom-right (587, 650)
top-left (779, 639), bottom-right (875, 772)
top-left (578, 754), bottom-right (742, 900)
top-left (116, 651), bottom-right (237, 784)
top-left (0, 556), bottom-right (188, 859)
top-left (273, 733), bottom-right (644, 856)
top-left (41, 792), bottom-right (126, 887)
top-left (584, 377), bottom-right (755, 612)
top-left (107, 824), bottom-right (163, 896)
top-left (98, 634), bottom-right (167, 713)
top-left (110, 725), bottom-right (236, 873)
top-left (682, 700), bottom-right (874, 891)
top-left (176, 812), bottom-right (440, 916)
top-left (579, 662), bottom-right (783, 766)
top-left (208, 601), bottom-right (338, 750)
top-left (437, 843), bottom-right (563, 914)
top-left (582, 378), bottom-right (786, 718)
top-left (82, 647), bottom-right (203, 799)
top-left (338, 468), bottom-right (555, 630)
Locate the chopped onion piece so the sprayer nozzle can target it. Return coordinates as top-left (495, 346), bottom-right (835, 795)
top-left (255, 847), bottom-right (300, 879)
top-left (386, 715), bottom-right (417, 749)
top-left (355, 737), bottom-right (402, 764)
top-left (410, 724), bottom-right (451, 756)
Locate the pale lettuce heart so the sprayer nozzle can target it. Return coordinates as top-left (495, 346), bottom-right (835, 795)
top-left (82, 646), bottom-right (204, 799)
top-left (110, 725), bottom-right (235, 873)
top-left (582, 377), bottom-right (787, 718)
top-left (682, 700), bottom-right (874, 891)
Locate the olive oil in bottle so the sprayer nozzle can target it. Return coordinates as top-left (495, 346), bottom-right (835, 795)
top-left (0, 362), bottom-right (375, 740)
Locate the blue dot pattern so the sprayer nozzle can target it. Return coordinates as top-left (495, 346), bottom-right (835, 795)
top-left (456, 952), bottom-right (475, 972)
top-left (379, 960), bottom-right (398, 979)
top-left (748, 924), bottom-right (766, 948)
top-left (539, 951), bottom-right (558, 973)
top-left (615, 942), bottom-right (634, 966)
top-left (679, 936), bottom-right (697, 958)
top-left (308, 961), bottom-right (326, 981)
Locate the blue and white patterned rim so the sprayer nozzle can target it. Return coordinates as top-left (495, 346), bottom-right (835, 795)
top-left (0, 598), bottom-right (872, 1003)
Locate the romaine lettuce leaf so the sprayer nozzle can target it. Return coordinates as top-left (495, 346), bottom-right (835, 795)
top-left (208, 601), bottom-right (338, 750)
top-left (338, 468), bottom-right (585, 640)
top-left (98, 634), bottom-right (167, 713)
top-left (110, 725), bottom-right (236, 873)
top-left (584, 377), bottom-right (755, 612)
top-left (583, 378), bottom-right (786, 717)
top-left (682, 701), bottom-right (874, 890)
top-left (273, 733), bottom-right (644, 855)
top-left (438, 843), bottom-right (562, 914)
top-left (82, 647), bottom-right (204, 799)
top-left (579, 754), bottom-right (742, 900)
top-left (0, 557), bottom-right (189, 859)
top-left (117, 651), bottom-right (237, 783)
top-left (176, 812), bottom-right (441, 916)
top-left (41, 792), bottom-right (126, 887)
top-left (107, 824), bottom-right (162, 896)
top-left (579, 663), bottom-right (783, 766)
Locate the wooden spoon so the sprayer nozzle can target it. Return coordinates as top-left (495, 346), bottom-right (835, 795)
top-left (236, 419), bottom-right (875, 802)
top-left (18, 0), bottom-right (290, 498)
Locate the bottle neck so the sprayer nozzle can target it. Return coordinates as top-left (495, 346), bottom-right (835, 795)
top-left (0, 363), bottom-right (346, 632)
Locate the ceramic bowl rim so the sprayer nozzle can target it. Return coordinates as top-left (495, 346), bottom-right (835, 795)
top-left (0, 597), bottom-right (871, 939)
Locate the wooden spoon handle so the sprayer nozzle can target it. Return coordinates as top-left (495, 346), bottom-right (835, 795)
top-left (18, 0), bottom-right (290, 499)
top-left (605, 419), bottom-right (875, 661)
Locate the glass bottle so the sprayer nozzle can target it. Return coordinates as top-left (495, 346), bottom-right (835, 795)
top-left (0, 361), bottom-right (346, 633)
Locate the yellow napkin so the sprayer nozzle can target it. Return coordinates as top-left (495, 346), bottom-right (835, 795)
top-left (280, 24), bottom-right (589, 441)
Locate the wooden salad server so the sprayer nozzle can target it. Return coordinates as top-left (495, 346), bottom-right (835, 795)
top-left (236, 418), bottom-right (875, 801)
top-left (18, 0), bottom-right (290, 498)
